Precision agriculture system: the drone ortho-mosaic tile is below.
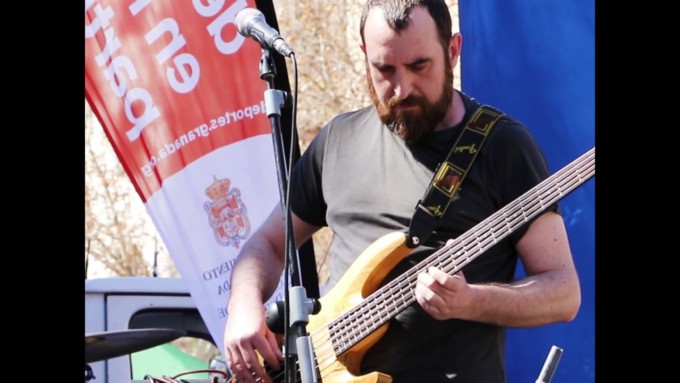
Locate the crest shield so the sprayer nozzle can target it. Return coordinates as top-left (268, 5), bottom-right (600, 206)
top-left (204, 176), bottom-right (251, 248)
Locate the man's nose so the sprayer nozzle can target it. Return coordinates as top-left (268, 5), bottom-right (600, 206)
top-left (392, 71), bottom-right (413, 100)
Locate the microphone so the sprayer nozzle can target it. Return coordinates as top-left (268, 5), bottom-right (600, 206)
top-left (236, 8), bottom-right (294, 57)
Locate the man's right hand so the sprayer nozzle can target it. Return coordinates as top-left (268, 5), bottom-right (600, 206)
top-left (224, 299), bottom-right (283, 383)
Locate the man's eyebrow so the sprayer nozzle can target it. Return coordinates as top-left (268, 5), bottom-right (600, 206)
top-left (371, 57), bottom-right (431, 69)
top-left (408, 57), bottom-right (431, 67)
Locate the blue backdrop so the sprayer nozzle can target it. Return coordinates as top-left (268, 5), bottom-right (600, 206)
top-left (459, 1), bottom-right (595, 382)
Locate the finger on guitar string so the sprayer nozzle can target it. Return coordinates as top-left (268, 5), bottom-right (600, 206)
top-left (227, 348), bottom-right (258, 383)
top-left (415, 271), bottom-right (450, 319)
top-left (244, 343), bottom-right (276, 382)
top-left (226, 337), bottom-right (276, 383)
top-left (231, 363), bottom-right (251, 383)
top-left (264, 326), bottom-right (284, 368)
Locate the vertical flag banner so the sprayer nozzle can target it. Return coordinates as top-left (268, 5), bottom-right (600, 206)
top-left (85, 0), bottom-right (286, 355)
top-left (459, 0), bottom-right (595, 382)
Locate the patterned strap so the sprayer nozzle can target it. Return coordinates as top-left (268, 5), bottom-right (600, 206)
top-left (406, 105), bottom-right (504, 248)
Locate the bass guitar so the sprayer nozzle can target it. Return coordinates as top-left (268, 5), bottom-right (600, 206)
top-left (266, 147), bottom-right (595, 383)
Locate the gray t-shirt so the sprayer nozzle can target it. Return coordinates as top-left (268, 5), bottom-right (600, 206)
top-left (289, 91), bottom-right (554, 383)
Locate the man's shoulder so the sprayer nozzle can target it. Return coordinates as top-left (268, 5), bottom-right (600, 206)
top-left (319, 105), bottom-right (381, 141)
top-left (459, 93), bottom-right (531, 142)
top-left (307, 105), bottom-right (379, 152)
top-left (459, 91), bottom-right (523, 129)
top-left (330, 105), bottom-right (378, 126)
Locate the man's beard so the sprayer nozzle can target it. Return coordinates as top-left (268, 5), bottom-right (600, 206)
top-left (368, 58), bottom-right (454, 143)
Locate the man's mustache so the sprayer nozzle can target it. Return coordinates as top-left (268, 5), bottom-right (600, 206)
top-left (387, 95), bottom-right (427, 109)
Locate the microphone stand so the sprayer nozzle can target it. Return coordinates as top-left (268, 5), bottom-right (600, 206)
top-left (258, 47), bottom-right (319, 383)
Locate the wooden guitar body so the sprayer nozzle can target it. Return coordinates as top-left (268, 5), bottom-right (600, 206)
top-left (308, 231), bottom-right (411, 383)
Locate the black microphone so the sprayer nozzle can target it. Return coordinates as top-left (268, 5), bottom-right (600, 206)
top-left (236, 8), bottom-right (294, 57)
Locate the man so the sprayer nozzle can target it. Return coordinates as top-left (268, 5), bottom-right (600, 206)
top-left (224, 0), bottom-right (581, 382)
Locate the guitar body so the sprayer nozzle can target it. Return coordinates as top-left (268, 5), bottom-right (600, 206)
top-left (308, 231), bottom-right (411, 383)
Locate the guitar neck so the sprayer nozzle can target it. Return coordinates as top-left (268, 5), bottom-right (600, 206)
top-left (328, 147), bottom-right (595, 355)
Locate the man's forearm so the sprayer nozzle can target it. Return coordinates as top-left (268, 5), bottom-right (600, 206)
top-left (229, 236), bottom-right (285, 308)
top-left (466, 270), bottom-right (581, 327)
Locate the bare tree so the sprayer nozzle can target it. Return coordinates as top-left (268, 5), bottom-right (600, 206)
top-left (275, 0), bottom-right (370, 148)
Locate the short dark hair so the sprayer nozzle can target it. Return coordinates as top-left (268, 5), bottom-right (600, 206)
top-left (359, 0), bottom-right (453, 51)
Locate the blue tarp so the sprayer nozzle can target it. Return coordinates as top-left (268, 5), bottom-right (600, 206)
top-left (459, 1), bottom-right (595, 382)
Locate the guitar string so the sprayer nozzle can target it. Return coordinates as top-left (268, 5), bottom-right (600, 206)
top-left (271, 148), bottom-right (594, 381)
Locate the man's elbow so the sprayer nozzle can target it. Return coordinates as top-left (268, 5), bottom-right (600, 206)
top-left (559, 284), bottom-right (582, 322)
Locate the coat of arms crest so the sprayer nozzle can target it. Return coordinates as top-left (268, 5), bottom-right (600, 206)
top-left (204, 176), bottom-right (251, 248)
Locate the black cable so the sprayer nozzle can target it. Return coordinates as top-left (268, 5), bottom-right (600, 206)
top-left (282, 51), bottom-right (300, 383)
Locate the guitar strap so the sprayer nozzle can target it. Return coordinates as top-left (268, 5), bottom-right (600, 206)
top-left (406, 104), bottom-right (504, 248)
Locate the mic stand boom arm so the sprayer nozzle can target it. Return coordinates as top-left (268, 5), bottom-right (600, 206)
top-left (258, 47), bottom-right (319, 383)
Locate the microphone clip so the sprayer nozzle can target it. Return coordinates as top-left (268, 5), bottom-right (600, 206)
top-left (264, 89), bottom-right (292, 117)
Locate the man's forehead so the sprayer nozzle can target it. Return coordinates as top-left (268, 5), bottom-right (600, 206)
top-left (363, 6), bottom-right (440, 61)
top-left (363, 6), bottom-right (437, 40)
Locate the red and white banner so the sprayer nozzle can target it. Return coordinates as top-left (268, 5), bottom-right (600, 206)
top-left (85, 0), bottom-right (285, 354)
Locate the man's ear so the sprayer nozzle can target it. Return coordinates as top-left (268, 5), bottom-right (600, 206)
top-left (449, 33), bottom-right (462, 64)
